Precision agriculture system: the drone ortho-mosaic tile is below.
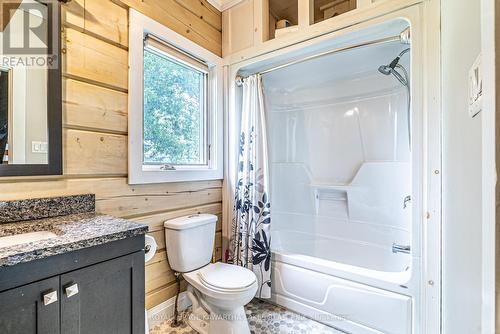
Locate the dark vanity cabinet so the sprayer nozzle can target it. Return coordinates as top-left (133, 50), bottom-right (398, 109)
top-left (0, 277), bottom-right (60, 334)
top-left (0, 236), bottom-right (145, 334)
top-left (60, 252), bottom-right (144, 334)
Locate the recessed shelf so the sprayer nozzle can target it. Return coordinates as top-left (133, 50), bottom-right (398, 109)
top-left (268, 0), bottom-right (299, 40)
top-left (265, 0), bottom-right (360, 43)
top-left (312, 0), bottom-right (357, 24)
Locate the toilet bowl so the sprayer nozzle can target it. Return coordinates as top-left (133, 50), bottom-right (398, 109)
top-left (183, 262), bottom-right (257, 334)
top-left (164, 214), bottom-right (257, 334)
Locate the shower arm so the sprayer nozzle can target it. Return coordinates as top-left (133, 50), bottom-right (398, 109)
top-left (236, 27), bottom-right (411, 85)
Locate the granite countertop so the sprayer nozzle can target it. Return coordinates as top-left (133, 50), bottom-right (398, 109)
top-left (0, 212), bottom-right (148, 267)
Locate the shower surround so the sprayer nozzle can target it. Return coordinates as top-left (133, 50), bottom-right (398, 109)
top-left (225, 15), bottom-right (439, 334)
top-left (262, 38), bottom-right (413, 334)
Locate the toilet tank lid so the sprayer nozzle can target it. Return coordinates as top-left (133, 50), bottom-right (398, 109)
top-left (164, 214), bottom-right (217, 230)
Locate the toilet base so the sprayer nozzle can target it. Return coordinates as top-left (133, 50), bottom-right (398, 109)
top-left (186, 292), bottom-right (251, 334)
top-left (187, 306), bottom-right (210, 334)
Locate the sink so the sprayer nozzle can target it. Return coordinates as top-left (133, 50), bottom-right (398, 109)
top-left (0, 231), bottom-right (58, 248)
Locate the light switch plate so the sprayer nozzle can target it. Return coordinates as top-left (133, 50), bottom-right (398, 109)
top-left (468, 54), bottom-right (482, 118)
top-left (31, 141), bottom-right (48, 153)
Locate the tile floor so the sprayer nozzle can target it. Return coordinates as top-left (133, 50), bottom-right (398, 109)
top-left (149, 299), bottom-right (344, 334)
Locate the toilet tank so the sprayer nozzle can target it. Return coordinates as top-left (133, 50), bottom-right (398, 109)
top-left (164, 214), bottom-right (217, 272)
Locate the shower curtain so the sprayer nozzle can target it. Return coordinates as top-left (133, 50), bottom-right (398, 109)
top-left (229, 74), bottom-right (272, 298)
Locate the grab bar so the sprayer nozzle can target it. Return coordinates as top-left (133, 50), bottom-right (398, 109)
top-left (392, 243), bottom-right (411, 254)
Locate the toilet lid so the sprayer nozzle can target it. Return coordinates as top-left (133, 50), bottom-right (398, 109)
top-left (198, 263), bottom-right (256, 291)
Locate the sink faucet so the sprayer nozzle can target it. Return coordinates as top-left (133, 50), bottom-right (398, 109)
top-left (392, 243), bottom-right (411, 254)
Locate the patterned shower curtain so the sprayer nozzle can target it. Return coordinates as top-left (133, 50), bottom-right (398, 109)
top-left (229, 74), bottom-right (272, 298)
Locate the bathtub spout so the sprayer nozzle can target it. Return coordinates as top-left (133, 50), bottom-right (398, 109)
top-left (392, 243), bottom-right (411, 254)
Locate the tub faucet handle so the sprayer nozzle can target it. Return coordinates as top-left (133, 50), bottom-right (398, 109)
top-left (403, 195), bottom-right (411, 209)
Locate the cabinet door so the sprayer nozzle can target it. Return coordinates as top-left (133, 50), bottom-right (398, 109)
top-left (0, 276), bottom-right (60, 334)
top-left (60, 251), bottom-right (145, 334)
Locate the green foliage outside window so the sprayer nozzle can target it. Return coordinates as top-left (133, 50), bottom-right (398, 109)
top-left (143, 49), bottom-right (205, 165)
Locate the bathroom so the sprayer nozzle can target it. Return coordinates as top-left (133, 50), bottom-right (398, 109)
top-left (0, 0), bottom-right (496, 333)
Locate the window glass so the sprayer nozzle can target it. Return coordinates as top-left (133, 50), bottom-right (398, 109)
top-left (143, 46), bottom-right (207, 166)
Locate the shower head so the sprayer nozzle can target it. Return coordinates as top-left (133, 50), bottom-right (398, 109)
top-left (378, 48), bottom-right (410, 76)
top-left (378, 65), bottom-right (393, 76)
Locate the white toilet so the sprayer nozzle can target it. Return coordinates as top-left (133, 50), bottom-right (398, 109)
top-left (164, 214), bottom-right (258, 334)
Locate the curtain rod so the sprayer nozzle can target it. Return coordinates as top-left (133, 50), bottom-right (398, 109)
top-left (235, 27), bottom-right (411, 86)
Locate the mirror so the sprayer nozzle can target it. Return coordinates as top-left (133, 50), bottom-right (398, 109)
top-left (1, 63), bottom-right (49, 165)
top-left (0, 0), bottom-right (61, 176)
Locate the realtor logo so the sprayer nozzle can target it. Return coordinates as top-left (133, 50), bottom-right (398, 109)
top-left (0, 0), bottom-right (59, 68)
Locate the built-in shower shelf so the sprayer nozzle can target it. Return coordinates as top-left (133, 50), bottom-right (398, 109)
top-left (310, 183), bottom-right (353, 191)
top-left (310, 183), bottom-right (350, 215)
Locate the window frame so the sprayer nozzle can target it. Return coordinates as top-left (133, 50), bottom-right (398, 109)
top-left (129, 9), bottom-right (223, 184)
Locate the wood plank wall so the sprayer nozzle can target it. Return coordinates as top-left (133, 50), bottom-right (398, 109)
top-left (0, 0), bottom-right (222, 310)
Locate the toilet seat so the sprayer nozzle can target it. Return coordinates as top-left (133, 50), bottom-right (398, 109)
top-left (184, 262), bottom-right (257, 298)
top-left (198, 262), bottom-right (256, 292)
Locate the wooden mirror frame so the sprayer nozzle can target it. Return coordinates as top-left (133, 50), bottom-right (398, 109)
top-left (0, 0), bottom-right (62, 177)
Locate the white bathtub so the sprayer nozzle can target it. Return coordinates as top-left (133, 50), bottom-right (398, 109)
top-left (270, 230), bottom-right (415, 334)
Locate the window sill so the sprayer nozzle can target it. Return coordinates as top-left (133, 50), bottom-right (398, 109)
top-left (128, 165), bottom-right (223, 184)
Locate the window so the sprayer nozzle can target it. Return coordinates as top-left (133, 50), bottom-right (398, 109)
top-left (129, 10), bottom-right (223, 184)
top-left (143, 36), bottom-right (208, 167)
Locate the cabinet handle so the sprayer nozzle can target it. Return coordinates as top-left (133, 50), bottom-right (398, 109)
top-left (65, 283), bottom-right (79, 298)
top-left (43, 291), bottom-right (58, 306)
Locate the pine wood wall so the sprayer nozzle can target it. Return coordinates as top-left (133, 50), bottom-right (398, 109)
top-left (0, 0), bottom-right (222, 310)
